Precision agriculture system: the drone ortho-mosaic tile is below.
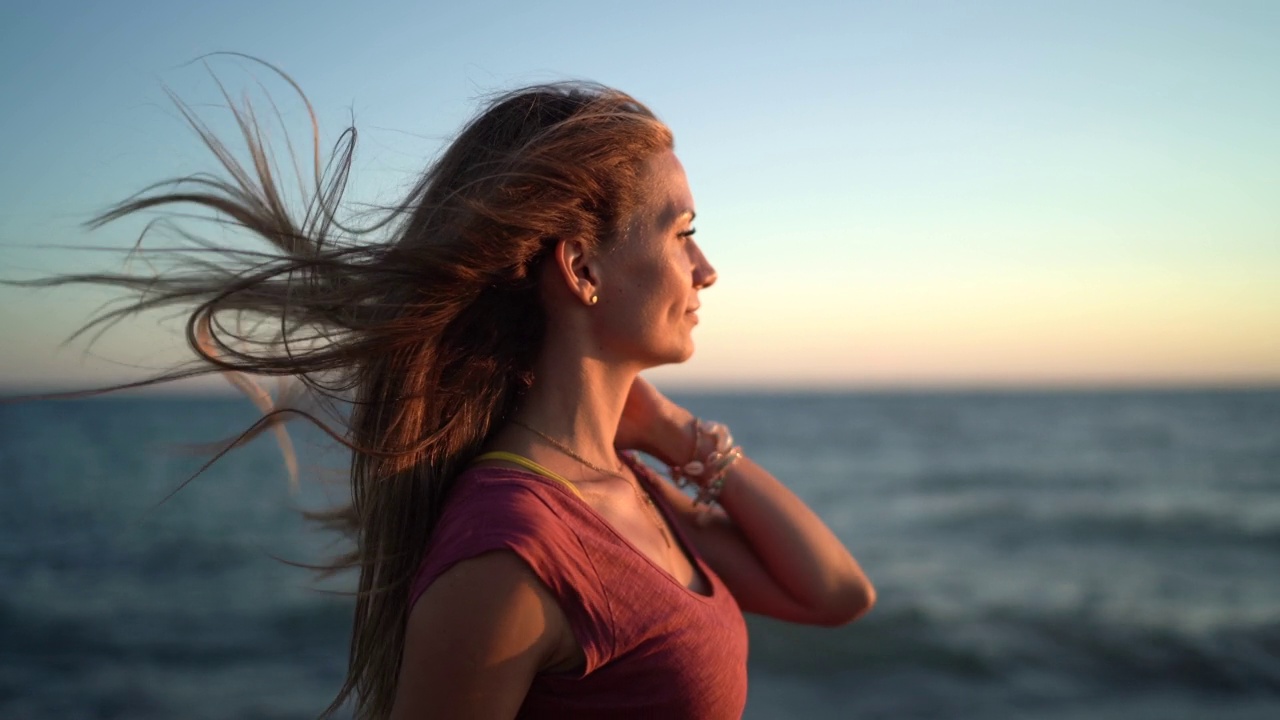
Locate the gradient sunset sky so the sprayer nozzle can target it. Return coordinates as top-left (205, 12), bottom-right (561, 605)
top-left (1, 0), bottom-right (1276, 391)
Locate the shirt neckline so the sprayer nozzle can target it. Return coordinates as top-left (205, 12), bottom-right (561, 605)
top-left (467, 453), bottom-right (718, 602)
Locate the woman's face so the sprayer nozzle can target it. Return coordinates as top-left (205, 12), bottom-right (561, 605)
top-left (591, 150), bottom-right (717, 367)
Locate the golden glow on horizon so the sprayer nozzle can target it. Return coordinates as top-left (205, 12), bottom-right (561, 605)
top-left (648, 261), bottom-right (1280, 388)
top-left (6, 253), bottom-right (1280, 391)
top-left (5, 255), bottom-right (1278, 390)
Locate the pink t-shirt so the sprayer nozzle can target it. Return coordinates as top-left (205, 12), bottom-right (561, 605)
top-left (409, 453), bottom-right (749, 719)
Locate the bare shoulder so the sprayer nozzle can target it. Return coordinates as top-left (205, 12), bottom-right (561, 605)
top-left (391, 550), bottom-right (580, 719)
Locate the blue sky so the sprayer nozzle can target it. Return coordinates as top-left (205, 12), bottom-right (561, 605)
top-left (1, 0), bottom-right (1277, 390)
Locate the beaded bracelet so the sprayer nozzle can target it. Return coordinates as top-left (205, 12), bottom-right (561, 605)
top-left (668, 418), bottom-right (744, 519)
top-left (692, 446), bottom-right (743, 504)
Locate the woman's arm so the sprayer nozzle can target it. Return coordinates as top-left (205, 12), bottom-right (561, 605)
top-left (618, 379), bottom-right (875, 627)
top-left (391, 551), bottom-right (576, 719)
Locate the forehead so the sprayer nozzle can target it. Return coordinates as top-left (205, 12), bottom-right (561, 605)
top-left (641, 149), bottom-right (694, 228)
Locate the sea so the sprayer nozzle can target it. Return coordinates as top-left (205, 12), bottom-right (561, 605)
top-left (1, 389), bottom-right (1277, 719)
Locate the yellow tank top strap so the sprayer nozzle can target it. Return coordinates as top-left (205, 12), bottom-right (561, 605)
top-left (472, 450), bottom-right (584, 500)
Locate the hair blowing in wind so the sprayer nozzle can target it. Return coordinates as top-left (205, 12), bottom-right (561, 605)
top-left (16, 58), bottom-right (674, 718)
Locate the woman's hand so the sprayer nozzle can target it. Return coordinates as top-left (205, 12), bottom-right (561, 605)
top-left (614, 376), bottom-right (695, 466)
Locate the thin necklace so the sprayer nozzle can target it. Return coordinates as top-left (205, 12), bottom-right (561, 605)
top-left (511, 419), bottom-right (672, 548)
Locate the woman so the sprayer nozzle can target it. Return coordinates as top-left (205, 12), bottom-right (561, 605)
top-left (35, 71), bottom-right (874, 718)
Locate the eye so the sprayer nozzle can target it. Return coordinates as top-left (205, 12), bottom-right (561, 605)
top-left (677, 227), bottom-right (696, 240)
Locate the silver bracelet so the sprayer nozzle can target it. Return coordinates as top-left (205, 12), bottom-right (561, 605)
top-left (668, 419), bottom-right (743, 516)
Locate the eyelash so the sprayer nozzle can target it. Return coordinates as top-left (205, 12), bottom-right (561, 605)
top-left (677, 227), bottom-right (697, 239)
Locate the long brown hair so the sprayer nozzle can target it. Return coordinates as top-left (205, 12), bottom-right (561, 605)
top-left (20, 63), bottom-right (673, 718)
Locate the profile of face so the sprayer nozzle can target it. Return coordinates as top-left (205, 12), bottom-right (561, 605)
top-left (589, 149), bottom-right (717, 367)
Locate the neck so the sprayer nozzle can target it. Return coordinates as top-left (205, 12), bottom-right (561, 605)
top-left (513, 324), bottom-right (639, 469)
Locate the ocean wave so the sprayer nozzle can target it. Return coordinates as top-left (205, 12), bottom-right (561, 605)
top-left (747, 604), bottom-right (1280, 693)
top-left (913, 499), bottom-right (1280, 551)
top-left (1036, 509), bottom-right (1280, 550)
top-left (0, 595), bottom-right (350, 673)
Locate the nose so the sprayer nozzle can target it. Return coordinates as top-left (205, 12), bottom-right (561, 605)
top-left (691, 240), bottom-right (717, 289)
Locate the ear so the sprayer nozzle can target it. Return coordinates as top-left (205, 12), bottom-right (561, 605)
top-left (552, 237), bottom-right (601, 306)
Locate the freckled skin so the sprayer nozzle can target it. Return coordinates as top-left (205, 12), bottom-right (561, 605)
top-left (592, 150), bottom-right (717, 368)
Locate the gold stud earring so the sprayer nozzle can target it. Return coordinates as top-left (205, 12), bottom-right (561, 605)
top-left (588, 294), bottom-right (599, 306)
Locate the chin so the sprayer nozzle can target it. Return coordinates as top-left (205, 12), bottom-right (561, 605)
top-left (637, 342), bottom-right (695, 369)
top-left (667, 340), bottom-right (696, 365)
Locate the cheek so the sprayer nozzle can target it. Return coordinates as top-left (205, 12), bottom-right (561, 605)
top-left (605, 249), bottom-right (689, 327)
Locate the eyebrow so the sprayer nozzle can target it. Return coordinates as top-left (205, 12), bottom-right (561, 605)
top-left (661, 205), bottom-right (696, 228)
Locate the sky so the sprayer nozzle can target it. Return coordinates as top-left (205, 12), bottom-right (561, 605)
top-left (1, 0), bottom-right (1277, 392)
